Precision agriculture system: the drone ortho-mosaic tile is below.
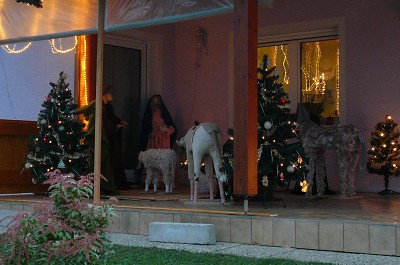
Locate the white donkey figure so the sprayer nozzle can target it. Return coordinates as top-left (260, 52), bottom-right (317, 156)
top-left (177, 122), bottom-right (227, 203)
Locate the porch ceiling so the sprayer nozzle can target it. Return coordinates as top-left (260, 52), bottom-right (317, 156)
top-left (0, 0), bottom-right (252, 44)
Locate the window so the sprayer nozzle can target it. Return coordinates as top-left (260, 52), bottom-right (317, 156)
top-left (258, 44), bottom-right (289, 92)
top-left (301, 39), bottom-right (339, 118)
top-left (0, 38), bottom-right (76, 121)
top-left (258, 34), bottom-right (340, 124)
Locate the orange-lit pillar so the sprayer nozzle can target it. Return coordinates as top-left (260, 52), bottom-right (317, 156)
top-left (233, 0), bottom-right (258, 198)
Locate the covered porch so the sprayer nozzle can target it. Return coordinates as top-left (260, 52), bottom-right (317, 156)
top-left (1, 188), bottom-right (399, 256)
top-left (1, 0), bottom-right (400, 259)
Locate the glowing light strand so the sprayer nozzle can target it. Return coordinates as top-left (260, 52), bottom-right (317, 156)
top-left (79, 36), bottom-right (88, 107)
top-left (336, 47), bottom-right (340, 115)
top-left (301, 43), bottom-right (312, 92)
top-left (2, 36), bottom-right (78, 54)
top-left (273, 45), bottom-right (278, 66)
top-left (280, 45), bottom-right (289, 84)
top-left (301, 42), bottom-right (322, 93)
top-left (49, 36), bottom-right (78, 54)
top-left (2, 42), bottom-right (32, 54)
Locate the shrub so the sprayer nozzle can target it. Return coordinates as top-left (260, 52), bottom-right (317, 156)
top-left (0, 170), bottom-right (117, 265)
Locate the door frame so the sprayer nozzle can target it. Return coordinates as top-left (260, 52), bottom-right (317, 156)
top-left (103, 36), bottom-right (147, 171)
top-left (104, 35), bottom-right (147, 116)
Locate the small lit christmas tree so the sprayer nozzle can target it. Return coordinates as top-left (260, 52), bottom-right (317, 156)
top-left (257, 55), bottom-right (309, 199)
top-left (367, 115), bottom-right (400, 195)
top-left (25, 72), bottom-right (89, 183)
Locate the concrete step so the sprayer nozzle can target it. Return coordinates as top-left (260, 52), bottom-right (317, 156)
top-left (149, 222), bottom-right (216, 245)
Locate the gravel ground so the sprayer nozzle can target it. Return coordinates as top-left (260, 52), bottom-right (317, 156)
top-left (107, 233), bottom-right (400, 265)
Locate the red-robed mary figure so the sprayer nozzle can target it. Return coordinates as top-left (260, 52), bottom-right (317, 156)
top-left (140, 95), bottom-right (176, 151)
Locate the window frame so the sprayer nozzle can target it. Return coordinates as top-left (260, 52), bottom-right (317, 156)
top-left (258, 30), bottom-right (340, 119)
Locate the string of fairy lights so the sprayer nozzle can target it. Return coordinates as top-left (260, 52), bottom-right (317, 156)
top-left (280, 45), bottom-right (289, 85)
top-left (1, 36), bottom-right (78, 54)
top-left (78, 35), bottom-right (88, 107)
top-left (49, 37), bottom-right (78, 54)
top-left (2, 42), bottom-right (32, 54)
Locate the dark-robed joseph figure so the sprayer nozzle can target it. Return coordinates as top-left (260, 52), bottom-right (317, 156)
top-left (77, 84), bottom-right (129, 194)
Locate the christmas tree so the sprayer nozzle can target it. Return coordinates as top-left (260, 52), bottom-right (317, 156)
top-left (25, 72), bottom-right (89, 183)
top-left (367, 115), bottom-right (400, 195)
top-left (256, 55), bottom-right (309, 198)
top-left (221, 55), bottom-right (309, 201)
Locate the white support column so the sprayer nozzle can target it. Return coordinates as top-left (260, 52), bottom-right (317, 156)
top-left (93, 0), bottom-right (105, 204)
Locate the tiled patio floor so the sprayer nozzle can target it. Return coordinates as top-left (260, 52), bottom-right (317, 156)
top-left (1, 186), bottom-right (399, 224)
top-left (1, 187), bottom-right (399, 255)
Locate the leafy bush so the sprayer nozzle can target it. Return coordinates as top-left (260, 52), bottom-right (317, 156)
top-left (0, 170), bottom-right (117, 264)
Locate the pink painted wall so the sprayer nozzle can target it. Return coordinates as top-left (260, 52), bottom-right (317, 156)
top-left (155, 0), bottom-right (400, 192)
top-left (168, 15), bottom-right (233, 137)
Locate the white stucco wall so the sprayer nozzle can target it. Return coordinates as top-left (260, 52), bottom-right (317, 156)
top-left (0, 37), bottom-right (75, 121)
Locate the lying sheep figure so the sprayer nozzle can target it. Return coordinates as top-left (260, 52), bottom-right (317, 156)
top-left (137, 149), bottom-right (177, 193)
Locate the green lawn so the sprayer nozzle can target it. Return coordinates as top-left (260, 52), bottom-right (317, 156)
top-left (108, 245), bottom-right (331, 265)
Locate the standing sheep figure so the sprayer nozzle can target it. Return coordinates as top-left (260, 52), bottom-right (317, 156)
top-left (137, 149), bottom-right (177, 193)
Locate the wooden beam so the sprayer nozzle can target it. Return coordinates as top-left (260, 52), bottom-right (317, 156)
top-left (0, 120), bottom-right (37, 135)
top-left (93, 0), bottom-right (105, 204)
top-left (0, 120), bottom-right (47, 194)
top-left (233, 0), bottom-right (258, 196)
